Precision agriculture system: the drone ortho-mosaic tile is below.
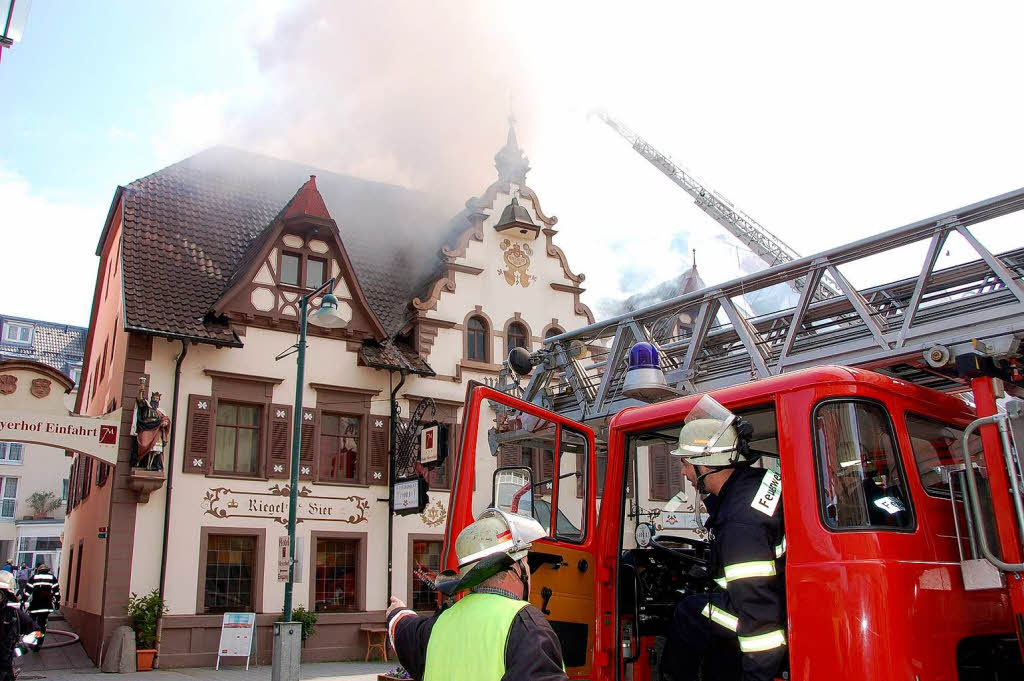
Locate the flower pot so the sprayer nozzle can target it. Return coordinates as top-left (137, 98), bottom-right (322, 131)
top-left (136, 649), bottom-right (157, 671)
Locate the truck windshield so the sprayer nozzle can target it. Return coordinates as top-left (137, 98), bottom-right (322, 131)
top-left (814, 399), bottom-right (914, 531)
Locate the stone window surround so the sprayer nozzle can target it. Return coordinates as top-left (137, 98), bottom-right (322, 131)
top-left (407, 533), bottom-right (443, 613)
top-left (463, 306), bottom-right (493, 364)
top-left (205, 370), bottom-right (282, 480)
top-left (308, 530), bottom-right (367, 613)
top-left (311, 384), bottom-right (376, 487)
top-left (196, 526), bottom-right (267, 614)
top-left (501, 313), bottom-right (533, 361)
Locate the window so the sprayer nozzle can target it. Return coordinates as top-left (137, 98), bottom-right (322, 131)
top-left (507, 322), bottom-right (528, 351)
top-left (306, 257), bottom-right (326, 289)
top-left (0, 477), bottom-right (17, 519)
top-left (814, 400), bottom-right (913, 530)
top-left (215, 403), bottom-right (261, 474)
top-left (411, 540), bottom-right (442, 610)
top-left (62, 479), bottom-right (69, 502)
top-left (68, 365), bottom-right (82, 385)
top-left (280, 253), bottom-right (301, 286)
top-left (18, 536), bottom-right (61, 573)
top-left (314, 537), bottom-right (358, 612)
top-left (2, 322), bottom-right (32, 345)
top-left (204, 535), bottom-right (256, 613)
top-left (320, 414), bottom-right (360, 483)
top-left (544, 327), bottom-right (563, 340)
top-left (0, 443), bottom-right (23, 464)
top-left (467, 316), bottom-right (488, 361)
top-left (73, 544), bottom-right (83, 605)
top-left (555, 428), bottom-right (587, 542)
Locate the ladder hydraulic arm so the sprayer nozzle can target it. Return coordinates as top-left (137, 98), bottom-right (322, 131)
top-left (592, 110), bottom-right (840, 300)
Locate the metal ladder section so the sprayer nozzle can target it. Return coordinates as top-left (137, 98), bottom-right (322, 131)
top-left (523, 186), bottom-right (1024, 423)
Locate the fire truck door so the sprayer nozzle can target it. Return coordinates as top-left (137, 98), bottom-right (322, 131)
top-left (444, 386), bottom-right (598, 677)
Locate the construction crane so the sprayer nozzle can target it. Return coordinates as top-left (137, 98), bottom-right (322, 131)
top-left (592, 110), bottom-right (841, 300)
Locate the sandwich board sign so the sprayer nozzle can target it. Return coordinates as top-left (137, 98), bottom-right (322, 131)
top-left (216, 612), bottom-right (256, 670)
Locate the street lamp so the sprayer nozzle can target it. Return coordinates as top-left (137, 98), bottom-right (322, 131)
top-left (272, 278), bottom-right (347, 681)
top-left (1, 0), bottom-right (32, 61)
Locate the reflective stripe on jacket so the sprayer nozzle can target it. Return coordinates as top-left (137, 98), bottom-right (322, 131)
top-left (704, 466), bottom-right (787, 681)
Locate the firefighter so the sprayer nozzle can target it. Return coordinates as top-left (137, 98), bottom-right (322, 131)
top-left (0, 572), bottom-right (38, 681)
top-left (24, 564), bottom-right (59, 648)
top-left (386, 507), bottom-right (568, 681)
top-left (662, 395), bottom-right (786, 681)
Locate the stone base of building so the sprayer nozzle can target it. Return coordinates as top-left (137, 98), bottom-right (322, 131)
top-left (156, 610), bottom-right (390, 668)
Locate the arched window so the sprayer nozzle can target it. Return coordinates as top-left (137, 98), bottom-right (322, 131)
top-left (545, 327), bottom-right (564, 340)
top-left (507, 322), bottom-right (528, 352)
top-left (467, 316), bottom-right (488, 361)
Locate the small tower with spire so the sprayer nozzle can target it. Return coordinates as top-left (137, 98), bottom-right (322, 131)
top-left (494, 116), bottom-right (530, 185)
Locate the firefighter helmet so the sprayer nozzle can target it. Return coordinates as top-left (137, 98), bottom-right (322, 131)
top-left (434, 508), bottom-right (545, 596)
top-left (0, 571), bottom-right (16, 596)
top-left (671, 394), bottom-right (751, 467)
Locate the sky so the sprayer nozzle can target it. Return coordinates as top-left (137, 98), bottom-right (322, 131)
top-left (2, 0), bottom-right (1023, 328)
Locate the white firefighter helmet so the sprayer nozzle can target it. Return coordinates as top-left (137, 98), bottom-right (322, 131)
top-left (434, 507), bottom-right (546, 596)
top-left (671, 394), bottom-right (745, 467)
top-left (0, 571), bottom-right (16, 596)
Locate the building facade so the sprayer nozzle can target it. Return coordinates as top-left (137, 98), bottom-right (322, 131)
top-left (62, 127), bottom-right (597, 666)
top-left (0, 314), bottom-right (85, 571)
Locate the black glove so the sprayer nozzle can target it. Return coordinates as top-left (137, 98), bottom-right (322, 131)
top-left (733, 417), bottom-right (753, 457)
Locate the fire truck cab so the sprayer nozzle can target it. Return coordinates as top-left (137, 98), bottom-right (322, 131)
top-left (442, 366), bottom-right (1024, 680)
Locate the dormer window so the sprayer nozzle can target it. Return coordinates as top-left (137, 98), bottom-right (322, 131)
top-left (280, 250), bottom-right (328, 290)
top-left (2, 322), bottom-right (32, 346)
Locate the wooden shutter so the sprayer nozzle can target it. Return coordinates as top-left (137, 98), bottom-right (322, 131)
top-left (298, 408), bottom-right (319, 480)
top-left (649, 443), bottom-right (671, 501)
top-left (498, 444), bottom-right (521, 468)
top-left (668, 451), bottom-right (684, 498)
top-left (268, 404), bottom-right (292, 479)
top-left (368, 415), bottom-right (390, 484)
top-left (183, 394), bottom-right (213, 474)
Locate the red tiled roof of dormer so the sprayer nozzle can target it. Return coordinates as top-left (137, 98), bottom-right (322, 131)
top-left (284, 175), bottom-right (331, 221)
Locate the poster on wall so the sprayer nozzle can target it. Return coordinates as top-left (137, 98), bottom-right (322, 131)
top-left (216, 612), bottom-right (256, 670)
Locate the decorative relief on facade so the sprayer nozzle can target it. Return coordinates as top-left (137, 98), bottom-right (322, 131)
top-left (0, 375), bottom-right (16, 395)
top-left (282, 234), bottom-right (304, 249)
top-left (420, 499), bottom-right (447, 527)
top-left (308, 239), bottom-right (329, 254)
top-left (202, 485), bottom-right (370, 525)
top-left (30, 378), bottom-right (51, 399)
top-left (498, 239), bottom-right (536, 288)
top-left (251, 287), bottom-right (275, 312)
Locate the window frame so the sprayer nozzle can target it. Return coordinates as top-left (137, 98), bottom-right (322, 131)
top-left (2, 322), bottom-right (33, 346)
top-left (279, 251), bottom-right (303, 287)
top-left (466, 315), bottom-right (489, 362)
top-left (196, 527), bottom-right (266, 614)
top-left (213, 400), bottom-right (264, 476)
top-left (811, 397), bottom-right (917, 534)
top-left (505, 319), bottom-right (530, 359)
top-left (408, 534), bottom-right (443, 612)
top-left (0, 476), bottom-right (18, 519)
top-left (552, 424), bottom-right (589, 544)
top-left (0, 443), bottom-right (23, 465)
top-left (280, 246), bottom-right (329, 291)
top-left (318, 411), bottom-right (363, 484)
top-left (309, 531), bottom-right (366, 613)
top-left (305, 256), bottom-right (327, 290)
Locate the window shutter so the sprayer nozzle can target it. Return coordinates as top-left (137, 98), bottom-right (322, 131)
top-left (368, 415), bottom-right (390, 484)
top-left (649, 443), bottom-right (670, 501)
top-left (668, 451), bottom-right (684, 498)
top-left (269, 404), bottom-right (292, 479)
top-left (299, 408), bottom-right (319, 480)
top-left (184, 394), bottom-right (213, 474)
top-left (498, 444), bottom-right (521, 469)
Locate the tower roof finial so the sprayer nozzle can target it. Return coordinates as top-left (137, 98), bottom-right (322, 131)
top-left (495, 116), bottom-right (530, 185)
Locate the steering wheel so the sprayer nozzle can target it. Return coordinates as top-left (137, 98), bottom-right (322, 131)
top-left (648, 534), bottom-right (709, 569)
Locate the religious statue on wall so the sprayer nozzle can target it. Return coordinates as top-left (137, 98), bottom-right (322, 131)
top-left (131, 377), bottom-right (170, 471)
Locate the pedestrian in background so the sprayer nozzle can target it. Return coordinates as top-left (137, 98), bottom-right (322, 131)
top-left (15, 566), bottom-right (28, 595)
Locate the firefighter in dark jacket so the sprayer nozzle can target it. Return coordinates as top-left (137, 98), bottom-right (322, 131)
top-left (662, 395), bottom-right (787, 681)
top-left (387, 507), bottom-right (568, 681)
top-left (24, 564), bottom-right (59, 647)
top-left (0, 572), bottom-right (38, 680)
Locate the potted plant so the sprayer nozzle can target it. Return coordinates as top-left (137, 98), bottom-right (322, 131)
top-left (25, 491), bottom-right (62, 519)
top-left (379, 666), bottom-right (412, 681)
top-left (126, 589), bottom-right (167, 671)
top-left (291, 605), bottom-right (318, 645)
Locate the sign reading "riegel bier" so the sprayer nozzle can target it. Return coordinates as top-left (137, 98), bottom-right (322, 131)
top-left (202, 485), bottom-right (370, 525)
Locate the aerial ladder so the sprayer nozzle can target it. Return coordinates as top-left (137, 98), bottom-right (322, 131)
top-left (592, 110), bottom-right (841, 300)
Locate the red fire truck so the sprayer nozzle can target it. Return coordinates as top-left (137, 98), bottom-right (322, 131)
top-left (441, 359), bottom-right (1024, 680)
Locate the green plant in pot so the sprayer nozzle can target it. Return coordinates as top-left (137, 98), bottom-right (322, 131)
top-left (291, 606), bottom-right (318, 645)
top-left (126, 589), bottom-right (167, 671)
top-left (26, 491), bottom-right (62, 519)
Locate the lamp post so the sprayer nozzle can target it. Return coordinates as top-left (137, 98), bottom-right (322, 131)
top-left (272, 277), bottom-right (346, 681)
top-left (1, 0), bottom-right (32, 63)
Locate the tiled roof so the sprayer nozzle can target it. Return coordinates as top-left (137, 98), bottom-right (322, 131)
top-left (359, 339), bottom-right (435, 376)
top-left (0, 314), bottom-right (86, 375)
top-left (118, 146), bottom-right (455, 342)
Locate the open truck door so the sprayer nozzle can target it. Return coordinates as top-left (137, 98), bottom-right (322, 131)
top-left (444, 384), bottom-right (598, 677)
